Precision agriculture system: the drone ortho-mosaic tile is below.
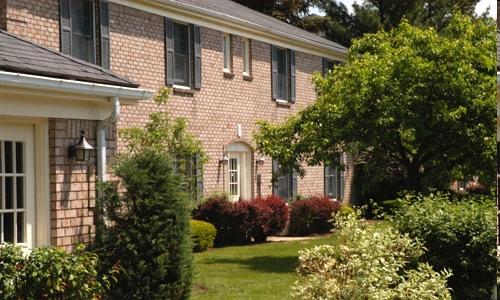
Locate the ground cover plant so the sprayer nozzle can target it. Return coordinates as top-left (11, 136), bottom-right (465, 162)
top-left (192, 234), bottom-right (337, 300)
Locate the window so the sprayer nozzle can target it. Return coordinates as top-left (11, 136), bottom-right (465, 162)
top-left (322, 58), bottom-right (342, 76)
top-left (242, 38), bottom-right (251, 76)
top-left (222, 33), bottom-right (232, 72)
top-left (165, 18), bottom-right (202, 89)
top-left (60, 0), bottom-right (110, 68)
top-left (271, 45), bottom-right (295, 102)
top-left (272, 160), bottom-right (297, 202)
top-left (324, 155), bottom-right (344, 201)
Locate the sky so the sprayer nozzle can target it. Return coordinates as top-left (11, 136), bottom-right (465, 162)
top-left (312, 0), bottom-right (496, 19)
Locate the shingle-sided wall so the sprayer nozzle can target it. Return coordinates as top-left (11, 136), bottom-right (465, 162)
top-left (111, 2), bottom-right (330, 200)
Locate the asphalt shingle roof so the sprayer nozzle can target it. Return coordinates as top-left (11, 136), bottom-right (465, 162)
top-left (173, 0), bottom-right (347, 51)
top-left (0, 30), bottom-right (139, 88)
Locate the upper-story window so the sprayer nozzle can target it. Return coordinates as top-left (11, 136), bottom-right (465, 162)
top-left (242, 38), bottom-right (251, 76)
top-left (222, 33), bottom-right (232, 73)
top-left (271, 45), bottom-right (295, 103)
top-left (59, 0), bottom-right (110, 68)
top-left (322, 58), bottom-right (342, 76)
top-left (165, 18), bottom-right (202, 89)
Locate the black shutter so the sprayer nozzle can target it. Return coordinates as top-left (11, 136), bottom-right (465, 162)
top-left (165, 17), bottom-right (174, 86)
top-left (194, 25), bottom-right (202, 89)
top-left (272, 159), bottom-right (279, 195)
top-left (290, 49), bottom-right (296, 103)
top-left (100, 0), bottom-right (110, 68)
top-left (322, 57), bottom-right (328, 77)
top-left (196, 154), bottom-right (203, 199)
top-left (60, 0), bottom-right (72, 55)
top-left (291, 168), bottom-right (297, 200)
top-left (271, 45), bottom-right (277, 100)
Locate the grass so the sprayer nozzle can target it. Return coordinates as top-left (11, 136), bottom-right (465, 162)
top-left (191, 235), bottom-right (337, 300)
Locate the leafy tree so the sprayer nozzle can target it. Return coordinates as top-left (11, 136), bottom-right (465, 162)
top-left (316, 0), bottom-right (487, 46)
top-left (120, 86), bottom-right (208, 204)
top-left (253, 13), bottom-right (496, 201)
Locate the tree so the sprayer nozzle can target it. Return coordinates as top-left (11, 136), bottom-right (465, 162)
top-left (253, 13), bottom-right (496, 200)
top-left (316, 0), bottom-right (486, 46)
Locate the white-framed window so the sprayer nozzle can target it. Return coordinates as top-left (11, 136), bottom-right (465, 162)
top-left (271, 45), bottom-right (295, 103)
top-left (272, 160), bottom-right (297, 202)
top-left (60, 0), bottom-right (110, 68)
top-left (222, 33), bottom-right (232, 72)
top-left (242, 38), bottom-right (251, 76)
top-left (325, 155), bottom-right (344, 201)
top-left (165, 18), bottom-right (202, 89)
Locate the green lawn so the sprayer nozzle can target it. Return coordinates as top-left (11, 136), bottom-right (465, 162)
top-left (191, 235), bottom-right (337, 300)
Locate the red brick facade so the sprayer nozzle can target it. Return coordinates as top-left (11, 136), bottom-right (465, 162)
top-left (1, 0), bottom-right (353, 250)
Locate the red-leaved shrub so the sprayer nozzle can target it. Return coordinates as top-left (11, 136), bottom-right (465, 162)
top-left (288, 195), bottom-right (342, 236)
top-left (192, 195), bottom-right (289, 247)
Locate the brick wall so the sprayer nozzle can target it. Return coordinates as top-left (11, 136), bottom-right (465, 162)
top-left (49, 119), bottom-right (117, 251)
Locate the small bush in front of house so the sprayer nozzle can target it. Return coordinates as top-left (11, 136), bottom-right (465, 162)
top-left (288, 195), bottom-right (342, 236)
top-left (292, 212), bottom-right (452, 299)
top-left (0, 243), bottom-right (116, 300)
top-left (92, 149), bottom-right (193, 300)
top-left (190, 220), bottom-right (216, 252)
top-left (193, 195), bottom-right (289, 247)
top-left (389, 192), bottom-right (496, 300)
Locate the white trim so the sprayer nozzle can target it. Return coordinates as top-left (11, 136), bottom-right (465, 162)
top-left (111, 0), bottom-right (347, 61)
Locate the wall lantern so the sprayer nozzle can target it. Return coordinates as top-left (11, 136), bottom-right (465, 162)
top-left (219, 155), bottom-right (229, 166)
top-left (68, 130), bottom-right (94, 161)
top-left (256, 156), bottom-right (265, 166)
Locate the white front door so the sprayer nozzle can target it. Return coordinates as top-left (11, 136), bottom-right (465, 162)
top-left (0, 124), bottom-right (35, 248)
top-left (226, 143), bottom-right (252, 201)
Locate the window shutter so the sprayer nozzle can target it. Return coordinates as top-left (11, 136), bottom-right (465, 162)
top-left (196, 154), bottom-right (204, 199)
top-left (100, 0), bottom-right (110, 68)
top-left (271, 45), bottom-right (277, 100)
top-left (291, 168), bottom-right (297, 200)
top-left (272, 159), bottom-right (279, 195)
top-left (324, 165), bottom-right (329, 197)
top-left (60, 0), bottom-right (72, 55)
top-left (165, 17), bottom-right (174, 86)
top-left (193, 25), bottom-right (202, 89)
top-left (322, 57), bottom-right (328, 77)
top-left (290, 49), bottom-right (296, 103)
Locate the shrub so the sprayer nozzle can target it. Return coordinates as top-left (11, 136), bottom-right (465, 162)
top-left (292, 212), bottom-right (452, 299)
top-left (190, 220), bottom-right (217, 252)
top-left (92, 149), bottom-right (193, 300)
top-left (288, 195), bottom-right (341, 236)
top-left (192, 195), bottom-right (289, 246)
top-left (389, 192), bottom-right (496, 300)
top-left (0, 243), bottom-right (115, 299)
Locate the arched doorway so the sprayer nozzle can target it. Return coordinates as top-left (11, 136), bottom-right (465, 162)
top-left (225, 142), bottom-right (252, 201)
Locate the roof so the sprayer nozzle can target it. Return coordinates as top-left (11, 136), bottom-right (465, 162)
top-left (173, 0), bottom-right (347, 51)
top-left (0, 30), bottom-right (139, 88)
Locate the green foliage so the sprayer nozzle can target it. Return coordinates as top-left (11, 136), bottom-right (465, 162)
top-left (389, 192), bottom-right (496, 299)
top-left (92, 149), bottom-right (193, 300)
top-left (190, 220), bottom-right (217, 252)
top-left (292, 212), bottom-right (452, 299)
top-left (0, 243), bottom-right (115, 299)
top-left (119, 86), bottom-right (208, 204)
top-left (254, 13), bottom-right (496, 201)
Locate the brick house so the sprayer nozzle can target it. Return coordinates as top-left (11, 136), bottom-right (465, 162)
top-left (0, 0), bottom-right (349, 251)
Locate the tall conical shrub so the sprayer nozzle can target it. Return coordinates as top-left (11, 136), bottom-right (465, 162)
top-left (93, 149), bottom-right (193, 299)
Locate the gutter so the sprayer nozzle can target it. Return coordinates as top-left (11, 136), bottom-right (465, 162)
top-left (97, 96), bottom-right (120, 183)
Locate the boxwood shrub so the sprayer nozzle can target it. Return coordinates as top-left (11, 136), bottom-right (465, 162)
top-left (190, 220), bottom-right (217, 252)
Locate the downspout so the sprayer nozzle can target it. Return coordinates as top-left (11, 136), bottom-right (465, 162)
top-left (97, 96), bottom-right (120, 184)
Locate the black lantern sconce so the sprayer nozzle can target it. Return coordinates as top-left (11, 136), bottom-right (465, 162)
top-left (219, 155), bottom-right (229, 166)
top-left (256, 156), bottom-right (265, 166)
top-left (68, 130), bottom-right (94, 161)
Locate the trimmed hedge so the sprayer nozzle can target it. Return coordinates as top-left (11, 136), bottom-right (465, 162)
top-left (192, 195), bottom-right (289, 247)
top-left (190, 220), bottom-right (216, 252)
top-left (288, 195), bottom-right (342, 236)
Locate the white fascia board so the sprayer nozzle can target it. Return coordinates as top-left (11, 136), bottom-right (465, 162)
top-left (112, 0), bottom-right (347, 61)
top-left (0, 71), bottom-right (154, 104)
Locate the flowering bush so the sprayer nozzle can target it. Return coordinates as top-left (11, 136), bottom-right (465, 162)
top-left (192, 195), bottom-right (289, 246)
top-left (288, 195), bottom-right (342, 236)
